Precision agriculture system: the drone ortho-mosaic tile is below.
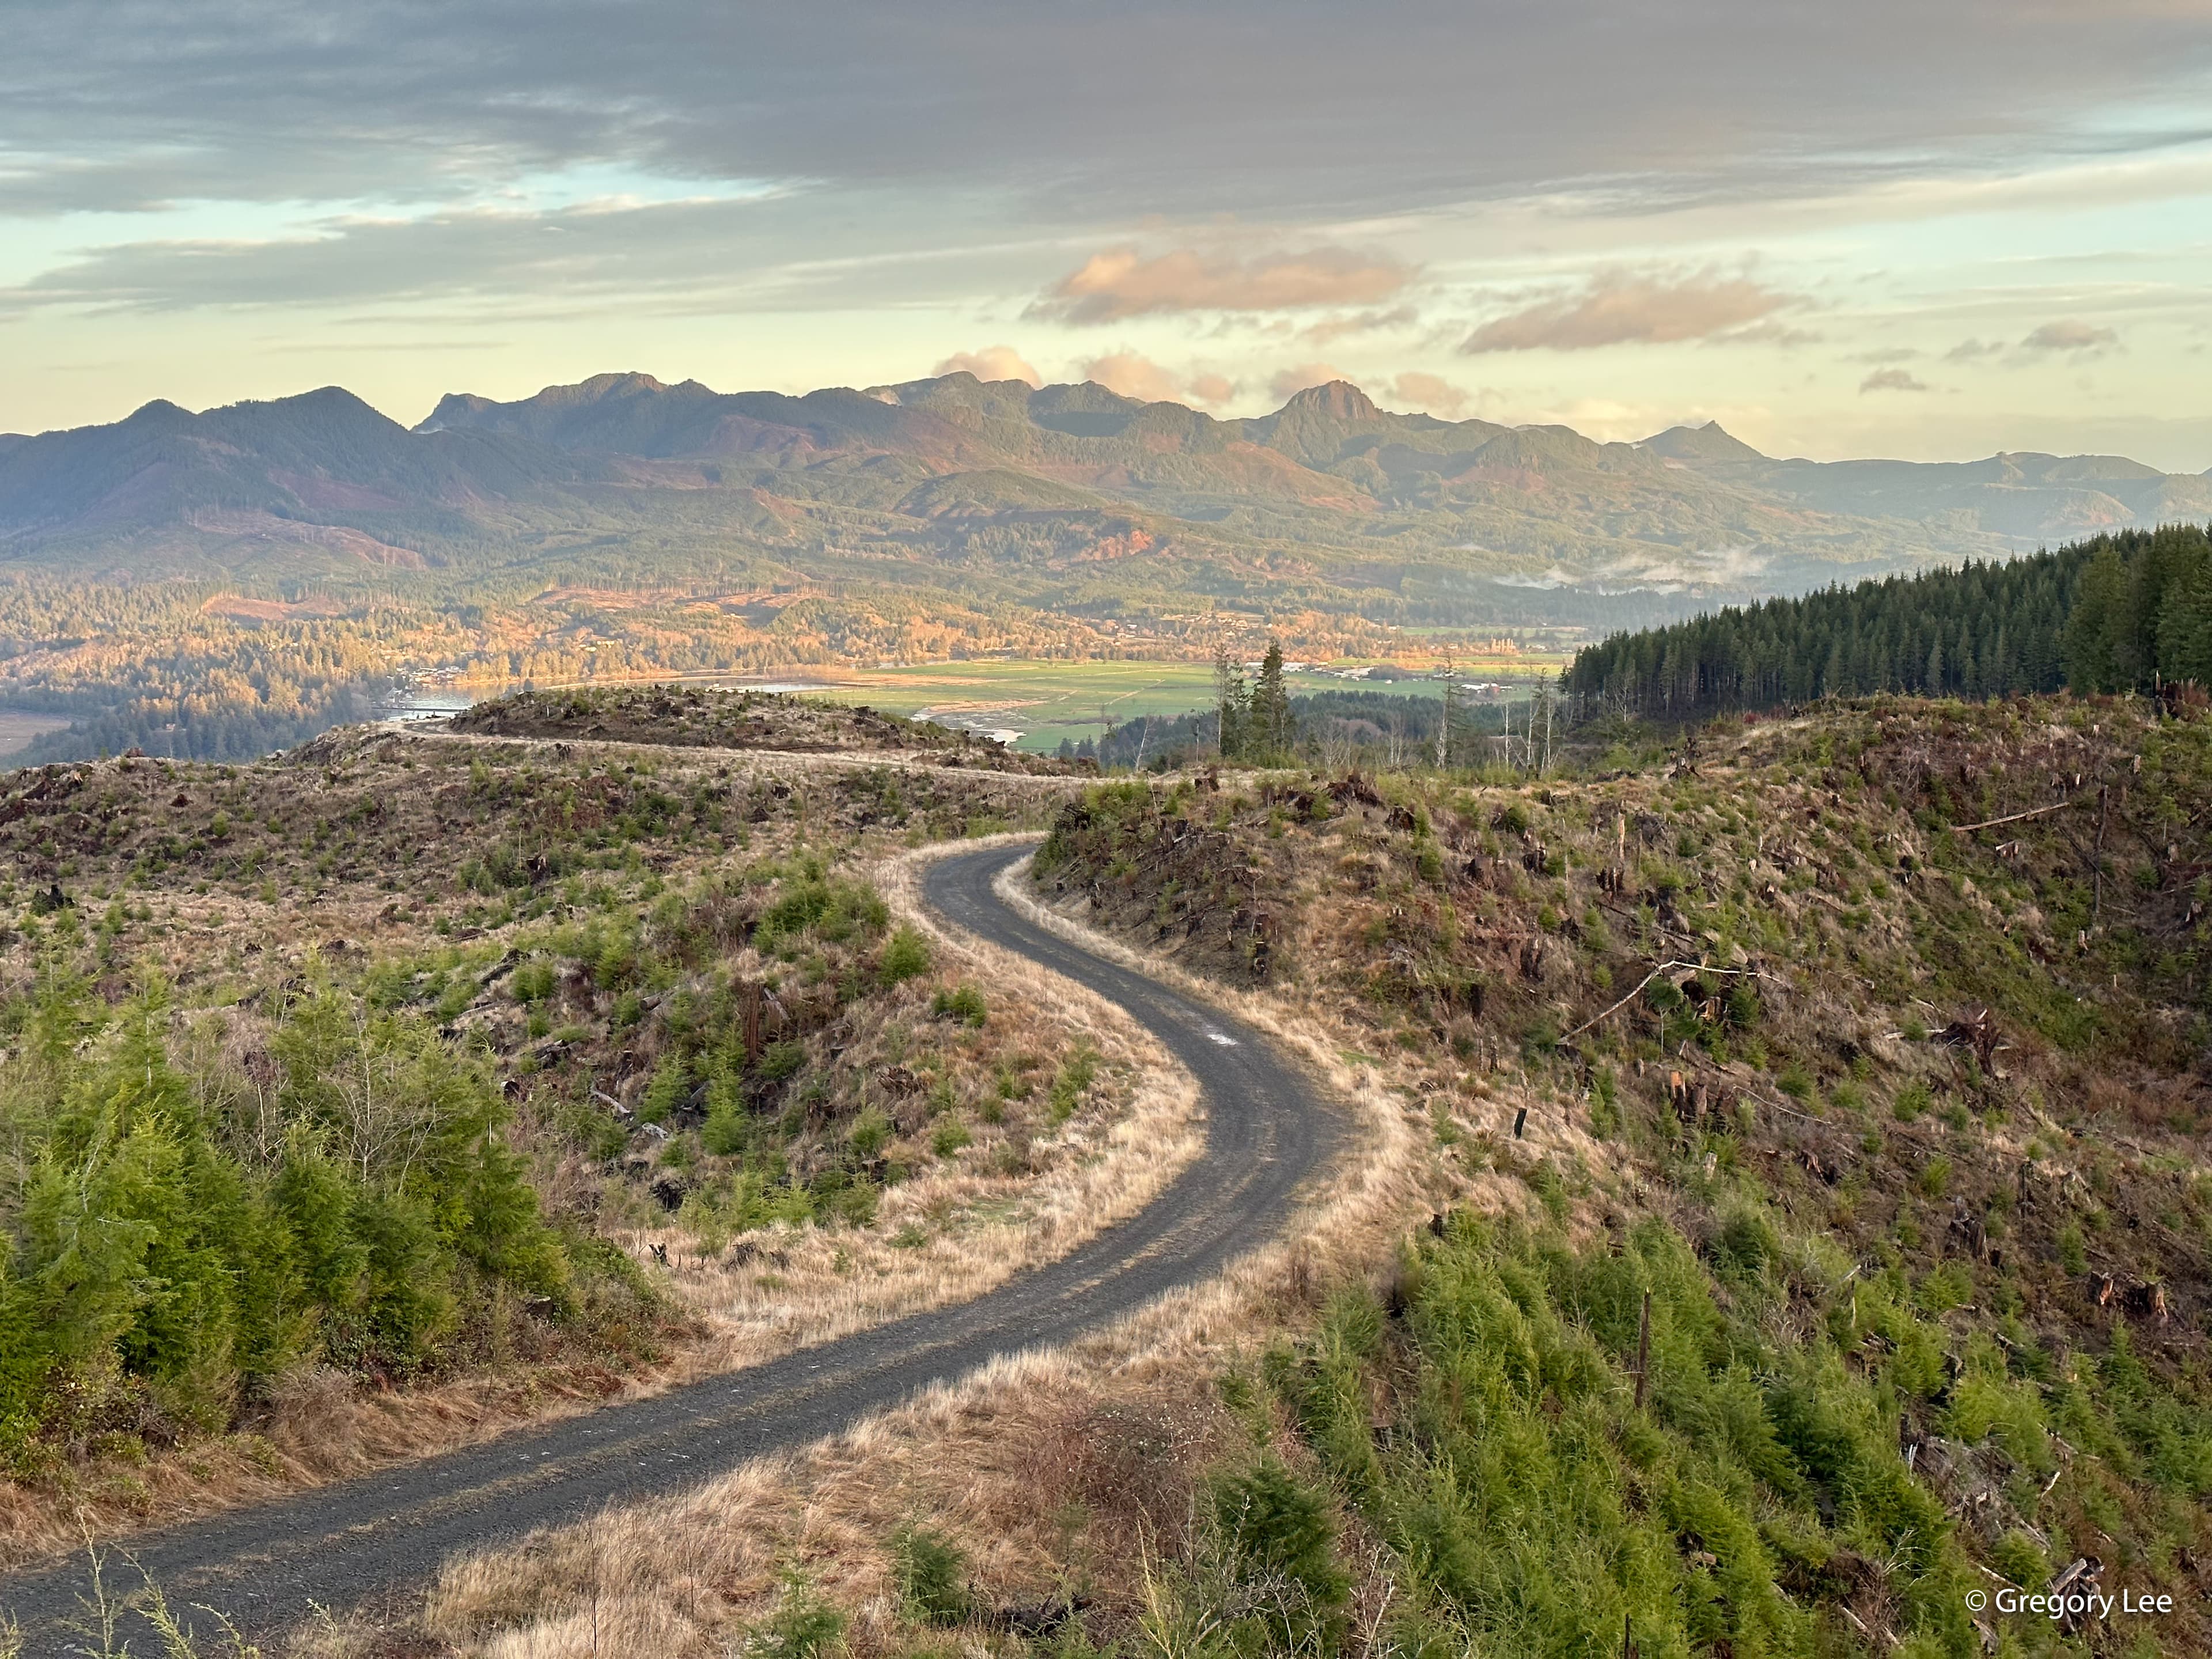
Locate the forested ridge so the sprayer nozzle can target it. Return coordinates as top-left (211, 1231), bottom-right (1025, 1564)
top-left (1564, 524), bottom-right (2212, 720)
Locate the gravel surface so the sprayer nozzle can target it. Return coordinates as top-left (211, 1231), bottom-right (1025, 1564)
top-left (1, 842), bottom-right (1342, 1655)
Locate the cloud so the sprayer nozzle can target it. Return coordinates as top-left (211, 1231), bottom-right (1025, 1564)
top-left (1850, 347), bottom-right (1921, 365)
top-left (1033, 245), bottom-right (1411, 324)
top-left (1302, 305), bottom-right (1421, 344)
top-left (1945, 338), bottom-right (2004, 361)
top-left (7, 0), bottom-right (2202, 234)
top-left (1460, 267), bottom-right (1805, 353)
top-left (1079, 351), bottom-right (1185, 404)
top-left (933, 345), bottom-right (1040, 385)
top-left (1268, 362), bottom-right (1351, 402)
top-left (2021, 319), bottom-right (2120, 354)
top-left (1390, 372), bottom-right (1472, 418)
top-left (1859, 367), bottom-right (1930, 393)
top-left (1185, 373), bottom-right (1236, 408)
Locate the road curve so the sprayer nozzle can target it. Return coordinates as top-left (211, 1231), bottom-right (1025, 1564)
top-left (1, 844), bottom-right (1340, 1654)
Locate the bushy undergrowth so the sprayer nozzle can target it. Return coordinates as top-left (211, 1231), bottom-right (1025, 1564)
top-left (1233, 1200), bottom-right (2212, 1657)
top-left (0, 967), bottom-right (653, 1472)
top-left (1033, 699), bottom-right (2212, 1656)
top-left (1260, 1213), bottom-right (1977, 1656)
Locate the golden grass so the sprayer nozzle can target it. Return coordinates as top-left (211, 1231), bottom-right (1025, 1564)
top-left (315, 844), bottom-right (1446, 1658)
top-left (622, 834), bottom-right (1206, 1387)
top-left (0, 831), bottom-right (1190, 1574)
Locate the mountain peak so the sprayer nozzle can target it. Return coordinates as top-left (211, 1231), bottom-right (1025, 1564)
top-left (1640, 419), bottom-right (1767, 465)
top-left (1279, 380), bottom-right (1378, 422)
top-left (573, 371), bottom-right (672, 399)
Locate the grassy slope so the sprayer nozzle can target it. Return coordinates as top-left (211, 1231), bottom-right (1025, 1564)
top-left (0, 694), bottom-right (1146, 1564)
top-left (1018, 694), bottom-right (2212, 1657)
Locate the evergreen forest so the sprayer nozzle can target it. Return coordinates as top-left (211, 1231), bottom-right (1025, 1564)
top-left (1563, 524), bottom-right (2212, 721)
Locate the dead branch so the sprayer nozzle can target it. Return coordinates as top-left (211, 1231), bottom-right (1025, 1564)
top-left (1948, 798), bottom-right (2080, 834)
top-left (1561, 958), bottom-right (1770, 1040)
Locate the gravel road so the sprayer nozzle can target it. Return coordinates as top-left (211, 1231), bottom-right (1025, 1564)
top-left (1, 842), bottom-right (1340, 1654)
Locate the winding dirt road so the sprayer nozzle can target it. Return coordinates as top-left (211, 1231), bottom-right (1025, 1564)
top-left (1, 843), bottom-right (1340, 1654)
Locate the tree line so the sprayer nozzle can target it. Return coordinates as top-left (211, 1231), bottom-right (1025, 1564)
top-left (1561, 525), bottom-right (2212, 721)
top-left (1059, 657), bottom-right (1558, 775)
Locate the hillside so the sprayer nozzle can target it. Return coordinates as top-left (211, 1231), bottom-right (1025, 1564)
top-left (157, 686), bottom-right (2212, 1659)
top-left (1651, 422), bottom-right (2212, 544)
top-left (5, 688), bottom-right (2211, 1657)
top-left (997, 692), bottom-right (2212, 1656)
top-left (0, 695), bottom-right (1142, 1568)
top-left (4, 369), bottom-right (2209, 772)
top-left (1565, 524), bottom-right (2212, 722)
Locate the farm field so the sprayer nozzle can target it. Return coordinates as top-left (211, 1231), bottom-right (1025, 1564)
top-left (692, 653), bottom-right (1572, 751)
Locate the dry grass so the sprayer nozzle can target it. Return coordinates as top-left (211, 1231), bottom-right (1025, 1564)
top-left (0, 1358), bottom-right (655, 1577)
top-left (613, 835), bottom-right (1206, 1387)
top-left (0, 836), bottom-right (1203, 1580)
top-left (301, 849), bottom-right (1442, 1658)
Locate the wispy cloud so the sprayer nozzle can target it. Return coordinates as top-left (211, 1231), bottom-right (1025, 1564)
top-left (1859, 367), bottom-right (1930, 393)
top-left (2021, 319), bottom-right (2120, 355)
top-left (1460, 267), bottom-right (1806, 353)
top-left (1033, 246), bottom-right (1411, 324)
top-left (1301, 305), bottom-right (1420, 344)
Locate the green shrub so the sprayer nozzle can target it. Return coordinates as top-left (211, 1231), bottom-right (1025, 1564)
top-left (701, 1066), bottom-right (748, 1157)
top-left (2057, 1222), bottom-right (2087, 1275)
top-left (1991, 1530), bottom-right (2049, 1589)
top-left (0, 974), bottom-right (631, 1460)
top-left (756, 874), bottom-right (888, 952)
top-left (1208, 1457), bottom-right (1349, 1644)
top-left (931, 984), bottom-right (988, 1027)
top-left (638, 1053), bottom-right (689, 1124)
top-left (849, 1107), bottom-right (892, 1161)
top-left (891, 1522), bottom-right (971, 1626)
top-left (759, 1040), bottom-right (807, 1081)
top-left (878, 925), bottom-right (933, 987)
top-left (748, 1569), bottom-right (847, 1659)
top-left (1047, 1045), bottom-right (1099, 1124)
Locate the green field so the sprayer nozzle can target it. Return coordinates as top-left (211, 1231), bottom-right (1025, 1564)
top-left (700, 656), bottom-right (1569, 751)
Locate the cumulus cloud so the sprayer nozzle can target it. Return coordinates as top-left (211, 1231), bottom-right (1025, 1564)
top-left (1859, 367), bottom-right (1930, 393)
top-left (1080, 351), bottom-right (1185, 404)
top-left (2021, 319), bottom-right (2120, 355)
top-left (1460, 267), bottom-right (1804, 353)
top-left (933, 345), bottom-right (1041, 385)
top-left (1946, 338), bottom-right (2004, 362)
top-left (1268, 362), bottom-right (1351, 402)
top-left (1390, 372), bottom-right (1472, 418)
top-left (1185, 373), bottom-right (1236, 408)
top-left (1033, 245), bottom-right (1411, 324)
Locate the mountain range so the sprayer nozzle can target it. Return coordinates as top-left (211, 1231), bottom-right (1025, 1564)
top-left (3, 370), bottom-right (2209, 621)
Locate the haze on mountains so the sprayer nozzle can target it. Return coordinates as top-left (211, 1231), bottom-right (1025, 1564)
top-left (7, 370), bottom-right (2210, 620)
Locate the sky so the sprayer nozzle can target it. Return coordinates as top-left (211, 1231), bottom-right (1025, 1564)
top-left (6, 1), bottom-right (2212, 469)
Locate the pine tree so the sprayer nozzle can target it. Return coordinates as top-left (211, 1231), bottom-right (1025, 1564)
top-left (1252, 641), bottom-right (1294, 759)
top-left (1214, 642), bottom-right (1251, 760)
